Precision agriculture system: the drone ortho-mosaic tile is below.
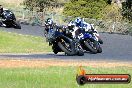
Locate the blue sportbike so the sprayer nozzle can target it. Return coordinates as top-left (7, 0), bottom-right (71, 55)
top-left (66, 25), bottom-right (102, 54)
top-left (78, 29), bottom-right (102, 54)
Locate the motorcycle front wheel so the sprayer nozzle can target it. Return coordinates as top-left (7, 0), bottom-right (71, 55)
top-left (84, 39), bottom-right (98, 54)
top-left (57, 36), bottom-right (76, 56)
top-left (13, 21), bottom-right (21, 29)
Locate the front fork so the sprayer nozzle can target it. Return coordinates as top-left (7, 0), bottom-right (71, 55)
top-left (74, 39), bottom-right (84, 52)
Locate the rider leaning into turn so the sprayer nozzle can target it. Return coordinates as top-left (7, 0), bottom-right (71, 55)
top-left (68, 17), bottom-right (97, 38)
top-left (45, 18), bottom-right (54, 32)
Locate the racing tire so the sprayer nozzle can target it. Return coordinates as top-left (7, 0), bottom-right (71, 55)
top-left (13, 21), bottom-right (21, 29)
top-left (77, 50), bottom-right (84, 56)
top-left (58, 36), bottom-right (76, 56)
top-left (97, 46), bottom-right (102, 53)
top-left (76, 43), bottom-right (84, 56)
top-left (84, 39), bottom-right (98, 54)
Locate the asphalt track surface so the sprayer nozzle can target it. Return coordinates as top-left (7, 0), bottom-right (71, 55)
top-left (0, 25), bottom-right (132, 62)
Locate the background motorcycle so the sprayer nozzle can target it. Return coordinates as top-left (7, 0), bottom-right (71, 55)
top-left (0, 10), bottom-right (21, 29)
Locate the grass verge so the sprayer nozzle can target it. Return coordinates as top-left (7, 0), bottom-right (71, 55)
top-left (0, 30), bottom-right (51, 53)
top-left (0, 66), bottom-right (131, 88)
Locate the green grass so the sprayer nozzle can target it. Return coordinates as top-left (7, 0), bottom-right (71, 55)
top-left (0, 31), bottom-right (51, 53)
top-left (0, 66), bottom-right (131, 88)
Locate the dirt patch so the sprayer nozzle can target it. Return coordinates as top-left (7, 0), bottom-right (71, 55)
top-left (0, 59), bottom-right (132, 68)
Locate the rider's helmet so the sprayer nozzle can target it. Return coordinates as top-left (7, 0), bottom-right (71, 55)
top-left (45, 18), bottom-right (54, 33)
top-left (74, 17), bottom-right (82, 27)
top-left (46, 18), bottom-right (53, 25)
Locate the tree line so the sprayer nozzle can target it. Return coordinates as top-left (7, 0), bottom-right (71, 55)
top-left (23, 0), bottom-right (131, 22)
top-left (23, 0), bottom-right (65, 12)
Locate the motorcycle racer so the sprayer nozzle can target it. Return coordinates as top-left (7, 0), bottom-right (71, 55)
top-left (67, 17), bottom-right (94, 38)
top-left (45, 18), bottom-right (54, 32)
top-left (67, 17), bottom-right (103, 44)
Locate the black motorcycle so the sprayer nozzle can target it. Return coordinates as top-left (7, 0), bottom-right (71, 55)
top-left (45, 25), bottom-right (84, 56)
top-left (0, 10), bottom-right (21, 29)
